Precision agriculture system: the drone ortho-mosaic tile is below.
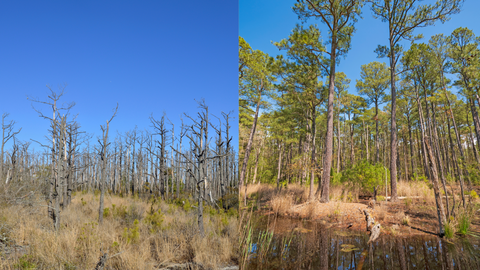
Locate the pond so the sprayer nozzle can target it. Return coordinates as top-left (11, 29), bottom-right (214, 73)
top-left (244, 216), bottom-right (480, 270)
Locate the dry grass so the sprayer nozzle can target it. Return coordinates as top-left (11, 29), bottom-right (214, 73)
top-left (244, 183), bottom-right (311, 205)
top-left (270, 194), bottom-right (293, 216)
top-left (0, 192), bottom-right (238, 269)
top-left (375, 203), bottom-right (389, 222)
top-left (397, 181), bottom-right (435, 203)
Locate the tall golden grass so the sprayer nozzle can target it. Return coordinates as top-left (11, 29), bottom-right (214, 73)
top-left (244, 180), bottom-right (440, 215)
top-left (0, 192), bottom-right (238, 269)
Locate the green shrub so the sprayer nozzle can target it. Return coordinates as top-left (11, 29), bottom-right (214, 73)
top-left (340, 160), bottom-right (388, 195)
top-left (221, 215), bottom-right (229, 226)
top-left (227, 207), bottom-right (238, 217)
top-left (469, 190), bottom-right (479, 200)
top-left (376, 195), bottom-right (386, 201)
top-left (413, 173), bottom-right (428, 182)
top-left (204, 205), bottom-right (217, 216)
top-left (112, 204), bottom-right (128, 219)
top-left (183, 199), bottom-right (192, 212)
top-left (14, 255), bottom-right (36, 270)
top-left (346, 192), bottom-right (354, 203)
top-left (144, 206), bottom-right (164, 233)
top-left (77, 222), bottom-right (99, 251)
top-left (167, 204), bottom-right (176, 214)
top-left (457, 211), bottom-right (471, 236)
top-left (123, 219), bottom-right (140, 244)
top-left (331, 172), bottom-right (342, 186)
top-left (103, 207), bottom-right (110, 218)
top-left (445, 173), bottom-right (455, 184)
top-left (444, 222), bottom-right (455, 239)
top-left (81, 198), bottom-right (87, 206)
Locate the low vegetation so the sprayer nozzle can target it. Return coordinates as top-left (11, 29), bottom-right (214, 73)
top-left (0, 192), bottom-right (239, 269)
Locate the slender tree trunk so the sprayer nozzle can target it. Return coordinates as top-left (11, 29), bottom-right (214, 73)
top-left (407, 114), bottom-right (416, 179)
top-left (431, 103), bottom-right (450, 218)
top-left (252, 147), bottom-right (260, 184)
top-left (276, 142), bottom-right (283, 190)
top-left (309, 108), bottom-right (317, 201)
top-left (337, 100), bottom-right (341, 174)
top-left (317, 32), bottom-right (337, 202)
top-left (375, 101), bottom-right (379, 164)
top-left (447, 117), bottom-right (466, 207)
top-left (416, 87), bottom-right (446, 235)
top-left (240, 98), bottom-right (261, 205)
top-left (389, 37), bottom-right (398, 201)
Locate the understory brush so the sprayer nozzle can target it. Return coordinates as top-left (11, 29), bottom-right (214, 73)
top-left (0, 192), bottom-right (238, 269)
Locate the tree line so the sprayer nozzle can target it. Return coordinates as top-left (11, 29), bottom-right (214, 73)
top-left (1, 87), bottom-right (238, 237)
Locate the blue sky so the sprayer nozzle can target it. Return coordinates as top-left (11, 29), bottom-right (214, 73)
top-left (1, 1), bottom-right (238, 151)
top-left (240, 0), bottom-right (480, 106)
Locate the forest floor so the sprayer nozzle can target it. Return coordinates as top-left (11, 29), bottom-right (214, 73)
top-left (243, 182), bottom-right (480, 239)
top-left (0, 190), bottom-right (239, 270)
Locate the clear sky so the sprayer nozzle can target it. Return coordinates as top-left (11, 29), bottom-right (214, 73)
top-left (1, 1), bottom-right (238, 151)
top-left (240, 0), bottom-right (480, 105)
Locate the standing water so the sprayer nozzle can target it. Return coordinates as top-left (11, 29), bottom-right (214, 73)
top-left (245, 216), bottom-right (480, 269)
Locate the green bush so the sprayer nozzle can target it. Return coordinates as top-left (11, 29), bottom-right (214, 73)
top-left (412, 173), bottom-right (428, 182)
top-left (204, 205), bottom-right (217, 216)
top-left (123, 219), bottom-right (140, 244)
top-left (457, 211), bottom-right (471, 236)
top-left (340, 160), bottom-right (389, 195)
top-left (111, 204), bottom-right (128, 219)
top-left (227, 207), bottom-right (238, 218)
top-left (77, 222), bottom-right (99, 251)
top-left (103, 207), bottom-right (110, 218)
top-left (221, 215), bottom-right (229, 226)
top-left (144, 206), bottom-right (164, 233)
top-left (466, 166), bottom-right (480, 185)
top-left (14, 255), bottom-right (36, 270)
top-left (331, 172), bottom-right (342, 186)
top-left (469, 190), bottom-right (479, 200)
top-left (183, 199), bottom-right (192, 212)
top-left (444, 222), bottom-right (455, 239)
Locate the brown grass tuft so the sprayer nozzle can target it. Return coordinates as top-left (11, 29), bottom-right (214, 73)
top-left (270, 193), bottom-right (293, 216)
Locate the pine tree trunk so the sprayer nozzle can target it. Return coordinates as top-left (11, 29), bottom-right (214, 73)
top-left (317, 32), bottom-right (337, 202)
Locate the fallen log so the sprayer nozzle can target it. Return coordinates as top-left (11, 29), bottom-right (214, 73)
top-left (363, 209), bottom-right (381, 244)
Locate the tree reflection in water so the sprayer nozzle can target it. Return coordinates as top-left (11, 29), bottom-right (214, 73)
top-left (245, 217), bottom-right (480, 270)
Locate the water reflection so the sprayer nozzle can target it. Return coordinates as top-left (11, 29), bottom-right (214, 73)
top-left (245, 216), bottom-right (480, 270)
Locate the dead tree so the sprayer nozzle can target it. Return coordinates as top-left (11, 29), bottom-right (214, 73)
top-left (1, 113), bottom-right (22, 183)
top-left (28, 85), bottom-right (74, 231)
top-left (98, 104), bottom-right (118, 224)
top-left (150, 114), bottom-right (168, 199)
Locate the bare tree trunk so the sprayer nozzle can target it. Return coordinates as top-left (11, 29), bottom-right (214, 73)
top-left (99, 105), bottom-right (117, 224)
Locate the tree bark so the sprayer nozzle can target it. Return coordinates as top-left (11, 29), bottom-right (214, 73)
top-left (317, 29), bottom-right (337, 203)
top-left (240, 98), bottom-right (261, 205)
